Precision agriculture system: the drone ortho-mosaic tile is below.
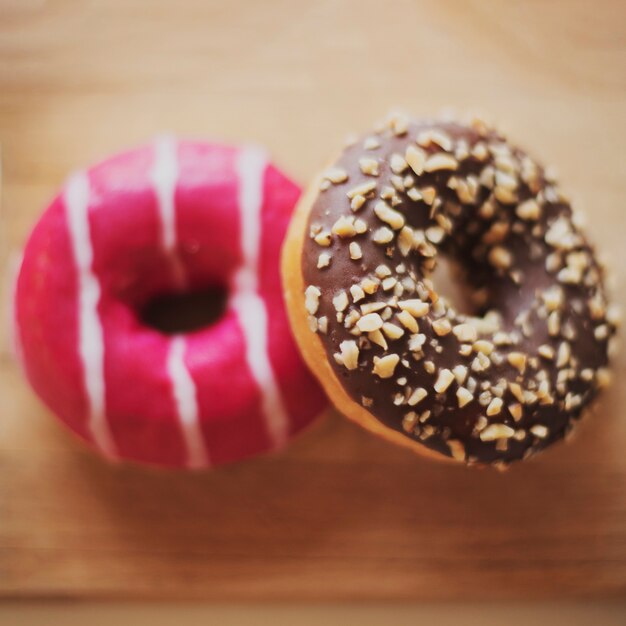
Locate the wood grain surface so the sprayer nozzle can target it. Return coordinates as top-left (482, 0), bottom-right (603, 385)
top-left (1, 0), bottom-right (625, 601)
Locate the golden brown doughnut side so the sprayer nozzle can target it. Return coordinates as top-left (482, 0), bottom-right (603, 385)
top-left (286, 113), bottom-right (620, 467)
top-left (281, 166), bottom-right (451, 464)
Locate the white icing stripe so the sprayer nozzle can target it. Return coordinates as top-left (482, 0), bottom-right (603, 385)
top-left (232, 290), bottom-right (290, 447)
top-left (151, 135), bottom-right (186, 289)
top-left (167, 337), bottom-right (210, 469)
top-left (233, 146), bottom-right (290, 448)
top-left (152, 137), bottom-right (208, 467)
top-left (64, 172), bottom-right (117, 458)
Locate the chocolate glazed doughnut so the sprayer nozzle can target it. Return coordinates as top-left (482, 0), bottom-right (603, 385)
top-left (283, 114), bottom-right (620, 467)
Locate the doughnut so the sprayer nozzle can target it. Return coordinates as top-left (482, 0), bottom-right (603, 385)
top-left (283, 114), bottom-right (619, 466)
top-left (14, 138), bottom-right (326, 468)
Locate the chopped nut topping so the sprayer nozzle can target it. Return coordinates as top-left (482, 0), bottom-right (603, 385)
top-left (391, 175), bottom-right (406, 192)
top-left (354, 218), bottom-right (367, 234)
top-left (304, 285), bottom-right (321, 315)
top-left (495, 170), bottom-right (518, 190)
top-left (406, 188), bottom-right (421, 202)
top-left (453, 323), bottom-right (477, 343)
top-left (453, 177), bottom-right (479, 204)
top-left (480, 423), bottom-right (515, 441)
top-left (405, 145), bottom-right (426, 176)
top-left (417, 129), bottom-right (453, 151)
top-left (596, 368), bottom-right (612, 388)
top-left (547, 311), bottom-right (560, 336)
top-left (447, 439), bottom-right (466, 461)
top-left (397, 310), bottom-right (419, 333)
top-left (483, 223), bottom-right (510, 247)
top-left (507, 351), bottom-right (527, 373)
top-left (486, 397), bottom-right (503, 416)
top-left (542, 286), bottom-right (563, 312)
top-left (363, 136), bottom-right (380, 150)
top-left (323, 167), bottom-right (348, 184)
top-left (545, 252), bottom-right (561, 273)
top-left (357, 312), bottom-right (384, 332)
top-left (397, 226), bottom-right (415, 256)
top-left (359, 157), bottom-right (380, 176)
top-left (344, 309), bottom-right (361, 328)
top-left (349, 242), bottom-right (363, 260)
top-left (457, 387), bottom-right (473, 407)
top-left (402, 411), bottom-right (419, 432)
top-left (382, 276), bottom-right (397, 291)
top-left (538, 344), bottom-right (555, 360)
top-left (408, 387), bottom-right (427, 406)
top-left (361, 277), bottom-right (380, 295)
top-left (558, 266), bottom-right (582, 285)
top-left (556, 341), bottom-right (571, 367)
top-left (350, 194), bottom-right (366, 212)
top-left (473, 339), bottom-right (494, 355)
top-left (471, 352), bottom-right (491, 372)
top-left (479, 165), bottom-right (495, 189)
top-left (375, 264), bottom-right (392, 278)
top-left (425, 226), bottom-right (445, 244)
top-left (434, 368), bottom-right (454, 393)
top-left (312, 316), bottom-right (326, 334)
top-left (332, 290), bottom-right (349, 312)
top-left (408, 333), bottom-right (427, 352)
top-left (424, 360), bottom-right (436, 374)
top-left (455, 140), bottom-right (470, 161)
top-left (332, 215), bottom-right (357, 238)
top-left (317, 252), bottom-right (331, 269)
top-left (607, 304), bottom-right (622, 326)
top-left (374, 200), bottom-right (405, 230)
top-left (424, 153), bottom-right (458, 172)
top-left (472, 142), bottom-right (489, 160)
top-left (372, 226), bottom-right (394, 244)
top-left (594, 324), bottom-right (609, 341)
top-left (545, 217), bottom-right (578, 250)
top-left (488, 246), bottom-right (512, 270)
top-left (398, 299), bottom-right (430, 317)
top-left (516, 198), bottom-right (541, 221)
top-left (382, 322), bottom-right (404, 340)
top-left (350, 284), bottom-right (365, 302)
top-left (508, 403), bottom-right (523, 421)
top-left (432, 318), bottom-right (452, 336)
top-left (314, 231), bottom-right (332, 247)
top-left (390, 153), bottom-right (408, 174)
top-left (421, 186), bottom-right (437, 205)
top-left (389, 113), bottom-right (409, 136)
top-left (372, 354), bottom-right (400, 379)
top-left (508, 382), bottom-right (525, 403)
top-left (453, 365), bottom-right (468, 384)
top-left (494, 186), bottom-right (517, 204)
top-left (530, 424), bottom-right (548, 439)
top-left (337, 340), bottom-right (359, 370)
top-left (347, 181), bottom-right (377, 199)
top-left (367, 328), bottom-right (387, 349)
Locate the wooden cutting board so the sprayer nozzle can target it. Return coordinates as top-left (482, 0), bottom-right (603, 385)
top-left (1, 0), bottom-right (625, 601)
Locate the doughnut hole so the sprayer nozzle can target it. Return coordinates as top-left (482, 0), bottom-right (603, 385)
top-left (429, 254), bottom-right (478, 318)
top-left (140, 285), bottom-right (228, 335)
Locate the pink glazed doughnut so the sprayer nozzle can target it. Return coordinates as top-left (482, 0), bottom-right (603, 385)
top-left (14, 138), bottom-right (326, 468)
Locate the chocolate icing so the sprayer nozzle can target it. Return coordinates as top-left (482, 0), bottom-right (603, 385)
top-left (300, 115), bottom-right (618, 465)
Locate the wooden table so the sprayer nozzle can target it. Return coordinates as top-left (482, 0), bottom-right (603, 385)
top-left (1, 0), bottom-right (625, 601)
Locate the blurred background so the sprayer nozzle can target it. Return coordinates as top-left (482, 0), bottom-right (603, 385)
top-left (1, 0), bottom-right (625, 623)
